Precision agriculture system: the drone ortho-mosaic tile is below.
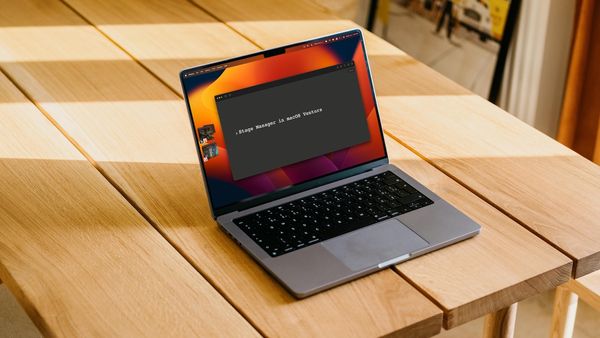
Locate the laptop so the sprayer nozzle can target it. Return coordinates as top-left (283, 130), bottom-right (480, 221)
top-left (180, 29), bottom-right (480, 298)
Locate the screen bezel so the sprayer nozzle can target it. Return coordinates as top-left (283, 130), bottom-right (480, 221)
top-left (180, 29), bottom-right (389, 218)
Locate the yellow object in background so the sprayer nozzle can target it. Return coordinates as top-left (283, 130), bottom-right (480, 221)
top-left (489, 0), bottom-right (509, 40)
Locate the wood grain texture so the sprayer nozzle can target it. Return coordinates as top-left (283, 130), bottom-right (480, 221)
top-left (0, 1), bottom-right (443, 337)
top-left (0, 72), bottom-right (257, 336)
top-left (65, 0), bottom-right (403, 94)
top-left (378, 95), bottom-right (600, 278)
top-left (191, 0), bottom-right (600, 278)
top-left (385, 137), bottom-right (571, 328)
top-left (62, 0), bottom-right (258, 92)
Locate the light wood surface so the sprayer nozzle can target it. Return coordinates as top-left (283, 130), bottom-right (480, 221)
top-left (0, 1), bottom-right (443, 337)
top-left (65, 0), bottom-right (403, 94)
top-left (385, 137), bottom-right (571, 328)
top-left (482, 303), bottom-right (518, 338)
top-left (0, 70), bottom-right (257, 336)
top-left (192, 0), bottom-right (600, 279)
top-left (120, 0), bottom-right (577, 329)
top-left (379, 95), bottom-right (600, 277)
top-left (63, 0), bottom-right (258, 92)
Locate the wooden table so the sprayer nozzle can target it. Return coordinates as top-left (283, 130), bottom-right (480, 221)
top-left (0, 65), bottom-right (256, 337)
top-left (0, 0), bottom-right (597, 337)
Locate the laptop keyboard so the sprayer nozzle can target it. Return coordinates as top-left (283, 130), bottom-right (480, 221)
top-left (233, 171), bottom-right (433, 257)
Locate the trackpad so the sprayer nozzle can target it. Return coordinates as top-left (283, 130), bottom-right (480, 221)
top-left (322, 218), bottom-right (429, 271)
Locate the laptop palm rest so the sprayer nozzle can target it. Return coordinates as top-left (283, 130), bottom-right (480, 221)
top-left (322, 218), bottom-right (429, 271)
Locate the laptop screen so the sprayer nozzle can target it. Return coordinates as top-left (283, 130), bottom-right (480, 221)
top-left (181, 30), bottom-right (386, 212)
